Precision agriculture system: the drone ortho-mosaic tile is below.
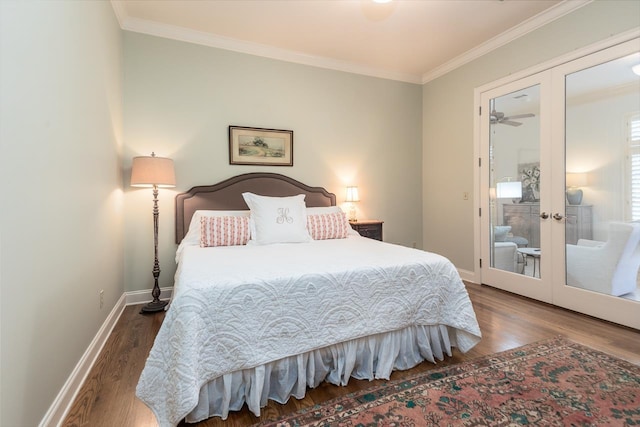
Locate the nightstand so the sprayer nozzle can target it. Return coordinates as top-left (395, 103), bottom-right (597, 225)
top-left (349, 220), bottom-right (383, 241)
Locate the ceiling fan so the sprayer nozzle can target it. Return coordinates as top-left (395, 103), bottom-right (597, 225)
top-left (490, 109), bottom-right (535, 126)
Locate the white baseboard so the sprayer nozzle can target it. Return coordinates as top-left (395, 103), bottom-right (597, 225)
top-left (39, 293), bottom-right (127, 427)
top-left (39, 286), bottom-right (174, 427)
top-left (125, 286), bottom-right (173, 305)
top-left (457, 268), bottom-right (478, 284)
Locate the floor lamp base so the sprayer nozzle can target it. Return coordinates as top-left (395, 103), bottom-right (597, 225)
top-left (140, 299), bottom-right (168, 314)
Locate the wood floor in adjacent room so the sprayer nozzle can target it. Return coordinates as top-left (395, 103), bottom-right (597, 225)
top-left (63, 282), bottom-right (640, 427)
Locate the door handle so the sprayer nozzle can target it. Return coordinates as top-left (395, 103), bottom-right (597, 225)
top-left (540, 212), bottom-right (549, 219)
top-left (553, 213), bottom-right (564, 221)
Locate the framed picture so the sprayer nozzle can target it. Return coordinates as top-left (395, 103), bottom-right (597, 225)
top-left (518, 161), bottom-right (540, 202)
top-left (228, 126), bottom-right (293, 166)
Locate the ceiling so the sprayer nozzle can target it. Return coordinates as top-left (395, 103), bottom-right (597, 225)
top-left (111, 0), bottom-right (590, 84)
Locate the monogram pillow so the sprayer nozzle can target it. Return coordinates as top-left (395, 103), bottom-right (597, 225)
top-left (242, 192), bottom-right (311, 245)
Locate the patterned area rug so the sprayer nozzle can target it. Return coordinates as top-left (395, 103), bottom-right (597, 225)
top-left (253, 337), bottom-right (640, 426)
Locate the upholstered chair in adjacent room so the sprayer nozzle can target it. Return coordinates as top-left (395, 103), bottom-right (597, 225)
top-left (566, 222), bottom-right (640, 297)
top-left (494, 241), bottom-right (519, 272)
top-left (493, 226), bottom-right (521, 273)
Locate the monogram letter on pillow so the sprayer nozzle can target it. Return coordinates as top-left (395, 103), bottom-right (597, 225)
top-left (242, 192), bottom-right (311, 245)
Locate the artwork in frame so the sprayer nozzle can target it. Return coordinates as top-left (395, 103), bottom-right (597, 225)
top-left (229, 126), bottom-right (293, 166)
top-left (518, 161), bottom-right (540, 202)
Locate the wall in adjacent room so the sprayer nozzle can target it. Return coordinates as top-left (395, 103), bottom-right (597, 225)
top-left (422, 0), bottom-right (640, 272)
top-left (123, 32), bottom-right (423, 292)
top-left (0, 1), bottom-right (123, 425)
top-left (566, 90), bottom-right (640, 239)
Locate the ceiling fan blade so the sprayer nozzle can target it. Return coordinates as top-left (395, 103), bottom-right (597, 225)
top-left (501, 120), bottom-right (523, 126)
top-left (504, 113), bottom-right (535, 120)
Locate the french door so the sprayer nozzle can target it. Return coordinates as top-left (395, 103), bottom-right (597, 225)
top-left (549, 39), bottom-right (640, 329)
top-left (479, 38), bottom-right (640, 330)
top-left (480, 71), bottom-right (553, 303)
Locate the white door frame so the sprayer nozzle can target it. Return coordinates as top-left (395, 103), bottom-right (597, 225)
top-left (549, 38), bottom-right (640, 330)
top-left (473, 30), bottom-right (640, 329)
top-left (478, 72), bottom-right (553, 303)
top-left (473, 29), bottom-right (639, 284)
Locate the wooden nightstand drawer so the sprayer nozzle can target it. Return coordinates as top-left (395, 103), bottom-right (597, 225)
top-left (349, 220), bottom-right (383, 241)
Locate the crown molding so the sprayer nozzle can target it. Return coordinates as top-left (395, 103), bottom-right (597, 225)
top-left (110, 0), bottom-right (591, 85)
top-left (110, 0), bottom-right (127, 28)
top-left (112, 7), bottom-right (422, 84)
top-left (474, 28), bottom-right (639, 95)
top-left (421, 0), bottom-right (592, 84)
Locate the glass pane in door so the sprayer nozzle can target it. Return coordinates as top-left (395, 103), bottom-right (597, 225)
top-left (565, 52), bottom-right (640, 299)
top-left (489, 85), bottom-right (541, 277)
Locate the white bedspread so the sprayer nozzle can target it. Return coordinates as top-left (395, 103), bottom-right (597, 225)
top-left (136, 235), bottom-right (481, 426)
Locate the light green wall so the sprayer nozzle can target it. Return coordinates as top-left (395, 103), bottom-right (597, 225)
top-left (123, 33), bottom-right (423, 292)
top-left (0, 1), bottom-right (123, 425)
top-left (422, 0), bottom-right (640, 272)
top-left (1, 0), bottom-right (637, 423)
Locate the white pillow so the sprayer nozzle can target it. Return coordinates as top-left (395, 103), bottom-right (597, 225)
top-left (242, 193), bottom-right (311, 245)
top-left (306, 206), bottom-right (343, 215)
top-left (494, 225), bottom-right (512, 242)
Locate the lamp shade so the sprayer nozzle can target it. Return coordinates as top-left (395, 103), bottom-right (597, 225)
top-left (345, 186), bottom-right (360, 202)
top-left (496, 181), bottom-right (522, 199)
top-left (131, 154), bottom-right (176, 187)
top-left (566, 172), bottom-right (587, 188)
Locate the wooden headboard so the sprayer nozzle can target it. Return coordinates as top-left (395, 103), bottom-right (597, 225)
top-left (175, 172), bottom-right (336, 243)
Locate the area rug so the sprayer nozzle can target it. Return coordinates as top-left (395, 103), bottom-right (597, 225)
top-left (253, 337), bottom-right (640, 426)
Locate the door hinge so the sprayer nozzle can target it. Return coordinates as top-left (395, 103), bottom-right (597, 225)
top-left (479, 208), bottom-right (482, 217)
top-left (478, 157), bottom-right (481, 167)
top-left (479, 258), bottom-right (482, 268)
top-left (479, 106), bottom-right (482, 116)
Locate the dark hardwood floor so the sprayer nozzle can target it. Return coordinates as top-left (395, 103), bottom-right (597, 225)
top-left (63, 282), bottom-right (640, 427)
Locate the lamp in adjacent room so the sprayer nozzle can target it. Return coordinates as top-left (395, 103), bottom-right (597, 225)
top-left (496, 179), bottom-right (522, 203)
top-left (566, 172), bottom-right (587, 205)
top-left (131, 152), bottom-right (176, 314)
top-left (345, 186), bottom-right (360, 222)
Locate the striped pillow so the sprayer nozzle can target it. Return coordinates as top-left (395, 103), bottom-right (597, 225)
top-left (307, 211), bottom-right (350, 240)
top-left (200, 216), bottom-right (251, 247)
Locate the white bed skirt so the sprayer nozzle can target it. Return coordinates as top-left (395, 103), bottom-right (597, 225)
top-left (186, 324), bottom-right (452, 423)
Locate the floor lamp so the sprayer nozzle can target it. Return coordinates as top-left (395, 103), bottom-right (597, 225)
top-left (131, 152), bottom-right (176, 314)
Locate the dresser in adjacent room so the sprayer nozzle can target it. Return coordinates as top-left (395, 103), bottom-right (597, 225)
top-left (564, 205), bottom-right (593, 245)
top-left (502, 203), bottom-right (592, 246)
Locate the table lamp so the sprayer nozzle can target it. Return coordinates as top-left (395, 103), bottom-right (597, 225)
top-left (345, 186), bottom-right (360, 222)
top-left (566, 173), bottom-right (587, 205)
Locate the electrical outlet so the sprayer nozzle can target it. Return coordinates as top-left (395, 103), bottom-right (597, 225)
top-left (463, 192), bottom-right (469, 200)
top-left (412, 241), bottom-right (417, 248)
top-left (99, 289), bottom-right (104, 309)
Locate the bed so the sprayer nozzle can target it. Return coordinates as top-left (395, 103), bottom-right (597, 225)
top-left (136, 172), bottom-right (481, 427)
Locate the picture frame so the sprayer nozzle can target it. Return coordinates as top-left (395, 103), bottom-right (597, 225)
top-left (228, 126), bottom-right (293, 166)
top-left (518, 161), bottom-right (540, 203)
